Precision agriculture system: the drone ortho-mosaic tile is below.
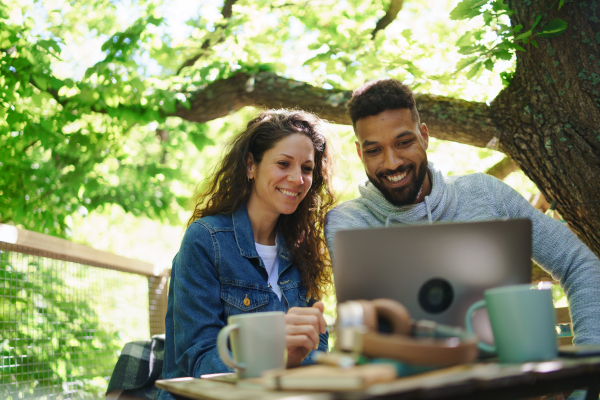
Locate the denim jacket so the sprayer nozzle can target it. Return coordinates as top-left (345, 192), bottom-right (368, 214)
top-left (161, 204), bottom-right (329, 384)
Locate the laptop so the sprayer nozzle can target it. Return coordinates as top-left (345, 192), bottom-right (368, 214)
top-left (334, 219), bottom-right (532, 341)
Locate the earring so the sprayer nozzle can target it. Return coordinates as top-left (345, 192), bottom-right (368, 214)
top-left (247, 175), bottom-right (253, 182)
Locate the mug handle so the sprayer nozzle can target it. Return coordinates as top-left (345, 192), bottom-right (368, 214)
top-left (217, 324), bottom-right (246, 370)
top-left (465, 300), bottom-right (496, 354)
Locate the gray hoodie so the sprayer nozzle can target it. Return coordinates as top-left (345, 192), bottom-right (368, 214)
top-left (325, 162), bottom-right (600, 345)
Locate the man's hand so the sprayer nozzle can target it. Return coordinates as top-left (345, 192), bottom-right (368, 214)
top-left (285, 301), bottom-right (327, 368)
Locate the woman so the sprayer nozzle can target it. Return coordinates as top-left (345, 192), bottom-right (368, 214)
top-left (159, 109), bottom-right (336, 390)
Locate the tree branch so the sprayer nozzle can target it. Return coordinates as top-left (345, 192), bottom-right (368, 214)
top-left (174, 71), bottom-right (502, 149)
top-left (177, 0), bottom-right (238, 74)
top-left (371, 0), bottom-right (404, 39)
top-left (485, 156), bottom-right (519, 180)
top-left (22, 139), bottom-right (40, 153)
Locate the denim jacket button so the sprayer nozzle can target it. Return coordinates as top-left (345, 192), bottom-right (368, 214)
top-left (243, 295), bottom-right (251, 307)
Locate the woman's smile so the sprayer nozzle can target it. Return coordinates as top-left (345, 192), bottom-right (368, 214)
top-left (277, 188), bottom-right (300, 197)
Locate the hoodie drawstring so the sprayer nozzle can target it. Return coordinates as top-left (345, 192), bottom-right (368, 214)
top-left (385, 215), bottom-right (391, 227)
top-left (425, 196), bottom-right (433, 224)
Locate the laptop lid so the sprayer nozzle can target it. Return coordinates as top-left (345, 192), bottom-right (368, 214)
top-left (334, 219), bottom-right (532, 333)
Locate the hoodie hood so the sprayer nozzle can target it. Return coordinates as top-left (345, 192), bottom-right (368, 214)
top-left (357, 161), bottom-right (458, 226)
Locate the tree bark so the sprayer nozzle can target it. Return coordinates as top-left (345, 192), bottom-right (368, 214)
top-left (175, 71), bottom-right (500, 148)
top-left (491, 0), bottom-right (600, 258)
top-left (485, 157), bottom-right (519, 180)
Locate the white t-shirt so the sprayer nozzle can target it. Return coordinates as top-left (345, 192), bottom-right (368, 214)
top-left (254, 242), bottom-right (282, 301)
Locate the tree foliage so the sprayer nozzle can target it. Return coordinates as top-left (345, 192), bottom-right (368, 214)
top-left (2, 0), bottom-right (595, 248)
top-left (450, 0), bottom-right (568, 85)
top-left (0, 0), bottom-right (500, 237)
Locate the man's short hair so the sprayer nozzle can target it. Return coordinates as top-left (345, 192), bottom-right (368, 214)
top-left (346, 78), bottom-right (420, 127)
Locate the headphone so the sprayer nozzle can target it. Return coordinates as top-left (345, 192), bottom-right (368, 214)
top-left (336, 299), bottom-right (479, 366)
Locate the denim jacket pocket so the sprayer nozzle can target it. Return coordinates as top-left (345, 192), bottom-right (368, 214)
top-left (280, 286), bottom-right (309, 309)
top-left (298, 289), bottom-right (310, 307)
top-left (221, 284), bottom-right (270, 317)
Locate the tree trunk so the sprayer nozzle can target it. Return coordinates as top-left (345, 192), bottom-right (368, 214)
top-left (491, 0), bottom-right (600, 258)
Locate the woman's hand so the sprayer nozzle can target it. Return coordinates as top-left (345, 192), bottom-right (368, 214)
top-left (285, 301), bottom-right (327, 368)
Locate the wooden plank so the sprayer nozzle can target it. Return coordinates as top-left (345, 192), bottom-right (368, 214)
top-left (555, 307), bottom-right (571, 324)
top-left (0, 223), bottom-right (155, 276)
top-left (149, 268), bottom-right (171, 336)
top-left (558, 336), bottom-right (573, 346)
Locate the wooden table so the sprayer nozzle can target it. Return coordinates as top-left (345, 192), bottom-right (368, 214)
top-left (156, 357), bottom-right (600, 400)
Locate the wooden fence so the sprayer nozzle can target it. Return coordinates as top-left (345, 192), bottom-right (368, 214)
top-left (0, 223), bottom-right (170, 399)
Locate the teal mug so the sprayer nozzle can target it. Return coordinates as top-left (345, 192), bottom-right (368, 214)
top-left (465, 284), bottom-right (558, 363)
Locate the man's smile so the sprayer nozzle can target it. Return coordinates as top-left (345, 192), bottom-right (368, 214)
top-left (385, 170), bottom-right (408, 184)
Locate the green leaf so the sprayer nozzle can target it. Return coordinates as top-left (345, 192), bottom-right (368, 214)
top-left (466, 61), bottom-right (484, 79)
top-left (102, 91), bottom-right (119, 108)
top-left (515, 30), bottom-right (532, 41)
top-left (537, 19), bottom-right (568, 38)
top-left (456, 31), bottom-right (479, 47)
top-left (500, 70), bottom-right (515, 86)
top-left (456, 32), bottom-right (472, 48)
top-left (31, 92), bottom-right (54, 107)
top-left (482, 10), bottom-right (494, 25)
top-left (484, 58), bottom-right (494, 71)
top-left (530, 39), bottom-right (538, 48)
top-left (459, 44), bottom-right (486, 55)
top-left (48, 77), bottom-right (64, 90)
top-left (147, 16), bottom-right (163, 26)
top-left (79, 87), bottom-right (100, 104)
top-left (6, 111), bottom-right (22, 125)
top-left (456, 56), bottom-right (478, 72)
top-left (532, 15), bottom-right (542, 31)
top-left (160, 96), bottom-right (176, 114)
top-left (558, 0), bottom-right (565, 10)
top-left (42, 39), bottom-right (61, 54)
top-left (449, 0), bottom-right (487, 21)
top-left (32, 75), bottom-right (49, 91)
top-left (179, 98), bottom-right (191, 110)
top-left (491, 0), bottom-right (511, 12)
top-left (187, 124), bottom-right (214, 152)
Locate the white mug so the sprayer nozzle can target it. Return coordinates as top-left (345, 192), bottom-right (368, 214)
top-left (217, 311), bottom-right (286, 378)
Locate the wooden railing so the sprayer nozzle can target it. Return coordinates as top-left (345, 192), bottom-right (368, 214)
top-left (0, 223), bottom-right (170, 336)
top-left (0, 223), bottom-right (171, 399)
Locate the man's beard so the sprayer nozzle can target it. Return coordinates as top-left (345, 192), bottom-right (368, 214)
top-left (367, 159), bottom-right (428, 207)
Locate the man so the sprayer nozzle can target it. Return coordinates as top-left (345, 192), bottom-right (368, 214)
top-left (324, 78), bottom-right (600, 345)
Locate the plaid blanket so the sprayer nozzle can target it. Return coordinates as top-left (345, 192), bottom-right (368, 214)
top-left (106, 334), bottom-right (165, 400)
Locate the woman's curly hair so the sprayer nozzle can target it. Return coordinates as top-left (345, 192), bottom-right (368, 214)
top-left (188, 109), bottom-right (336, 299)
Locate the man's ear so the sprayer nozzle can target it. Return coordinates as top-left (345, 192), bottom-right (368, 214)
top-left (355, 141), bottom-right (363, 162)
top-left (246, 153), bottom-right (255, 179)
top-left (419, 123), bottom-right (430, 151)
